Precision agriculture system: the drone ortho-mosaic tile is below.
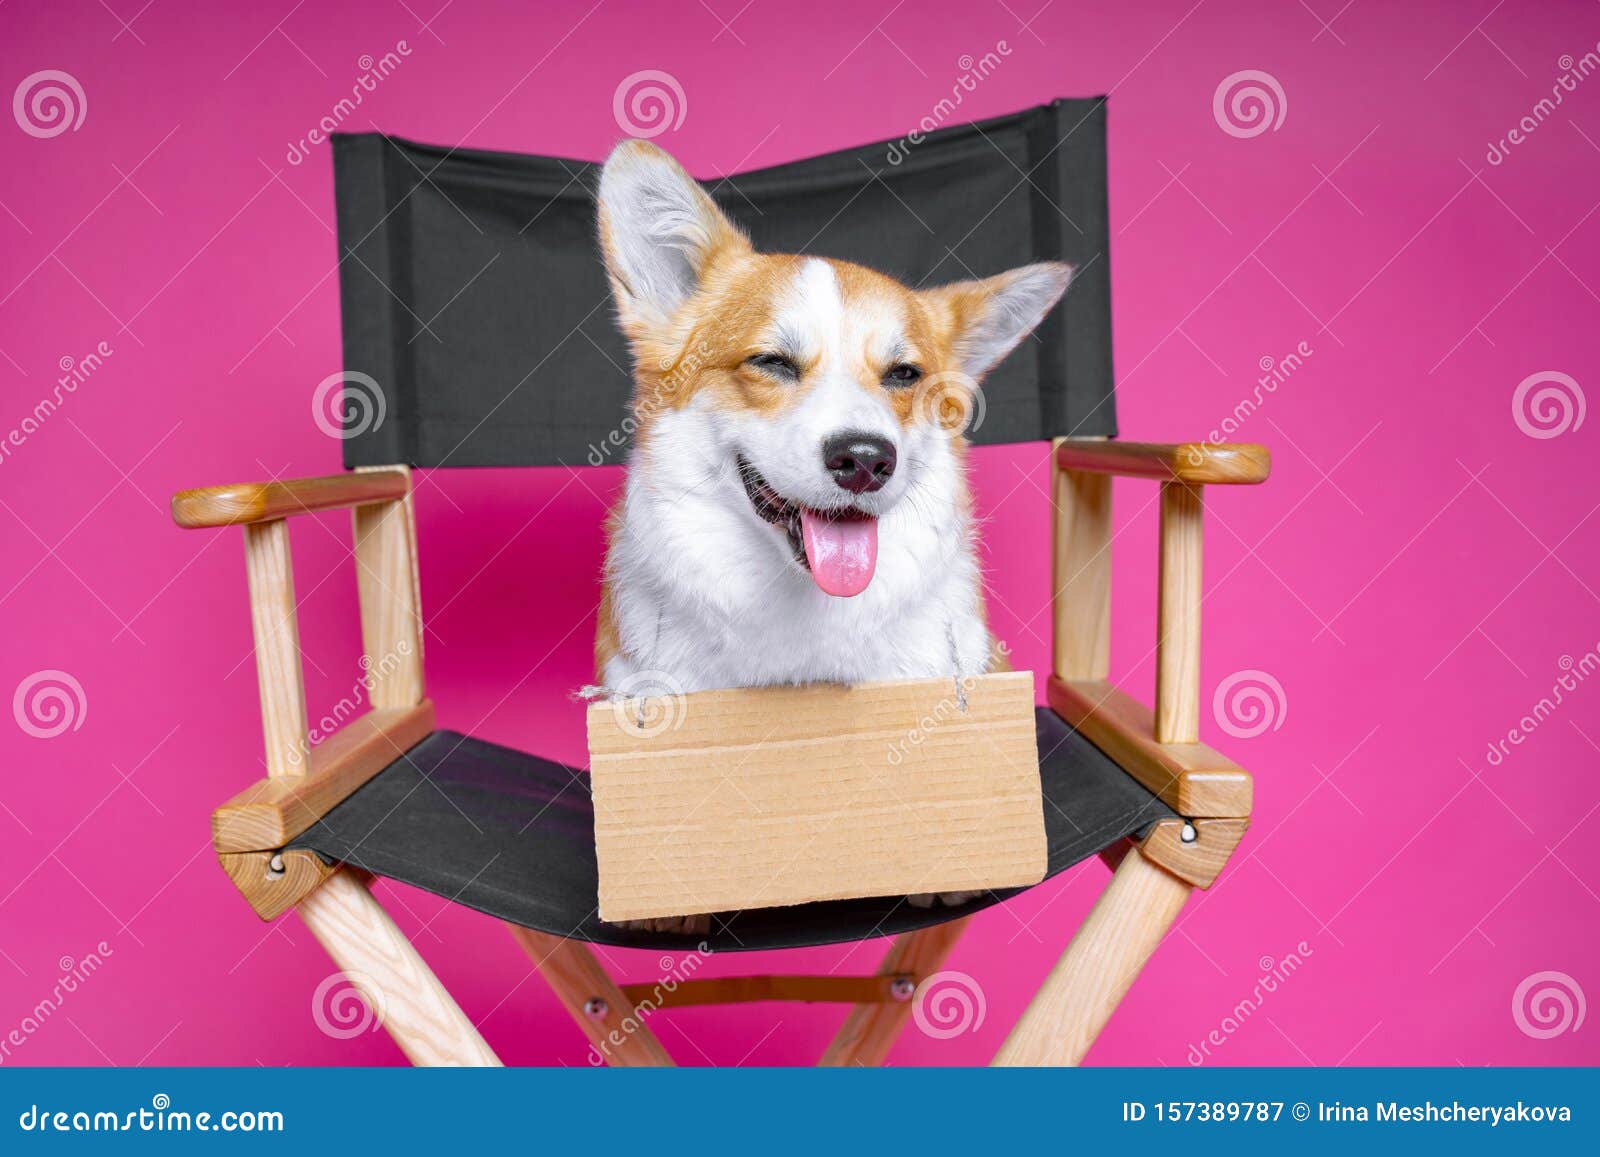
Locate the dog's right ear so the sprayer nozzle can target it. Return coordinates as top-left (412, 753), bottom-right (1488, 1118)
top-left (597, 140), bottom-right (748, 336)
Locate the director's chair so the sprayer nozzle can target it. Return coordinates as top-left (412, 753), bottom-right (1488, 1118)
top-left (172, 99), bottom-right (1269, 1066)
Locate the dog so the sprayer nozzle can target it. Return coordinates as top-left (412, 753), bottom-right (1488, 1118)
top-left (592, 140), bottom-right (1070, 933)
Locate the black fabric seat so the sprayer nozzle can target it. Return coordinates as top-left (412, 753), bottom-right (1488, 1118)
top-left (289, 708), bottom-right (1173, 953)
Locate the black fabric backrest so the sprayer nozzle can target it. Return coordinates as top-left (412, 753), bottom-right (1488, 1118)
top-left (332, 98), bottom-right (1114, 468)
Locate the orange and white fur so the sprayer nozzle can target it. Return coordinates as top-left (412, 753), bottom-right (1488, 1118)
top-left (593, 141), bottom-right (1069, 929)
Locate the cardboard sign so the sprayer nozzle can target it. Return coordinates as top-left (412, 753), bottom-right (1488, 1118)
top-left (588, 672), bottom-right (1046, 922)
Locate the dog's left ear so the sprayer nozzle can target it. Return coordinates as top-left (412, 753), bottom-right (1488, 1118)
top-left (921, 262), bottom-right (1073, 380)
top-left (597, 140), bottom-right (749, 335)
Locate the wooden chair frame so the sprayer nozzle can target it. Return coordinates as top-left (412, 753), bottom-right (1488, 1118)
top-left (173, 437), bottom-right (1268, 1066)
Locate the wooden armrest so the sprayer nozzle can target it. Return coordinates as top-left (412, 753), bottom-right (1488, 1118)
top-left (1047, 676), bottom-right (1252, 817)
top-left (171, 469), bottom-right (410, 528)
top-left (211, 702), bottom-right (435, 852)
top-left (1055, 440), bottom-right (1270, 485)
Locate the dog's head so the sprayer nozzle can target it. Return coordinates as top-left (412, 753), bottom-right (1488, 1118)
top-left (596, 139), bottom-right (1070, 598)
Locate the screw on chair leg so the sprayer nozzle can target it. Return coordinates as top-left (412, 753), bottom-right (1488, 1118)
top-left (820, 917), bottom-right (971, 1066)
top-left (506, 925), bottom-right (674, 1067)
top-left (1137, 816), bottom-right (1249, 889)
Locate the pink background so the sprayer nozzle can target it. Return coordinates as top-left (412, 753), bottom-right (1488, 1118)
top-left (2, 0), bottom-right (1597, 1067)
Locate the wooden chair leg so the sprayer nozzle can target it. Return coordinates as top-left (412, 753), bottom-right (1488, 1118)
top-left (818, 915), bottom-right (972, 1067)
top-left (506, 925), bottom-right (675, 1067)
top-left (993, 848), bottom-right (1190, 1066)
top-left (296, 870), bottom-right (501, 1067)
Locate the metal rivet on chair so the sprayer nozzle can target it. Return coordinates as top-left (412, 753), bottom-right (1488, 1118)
top-left (1180, 822), bottom-right (1198, 844)
top-left (583, 997), bottom-right (608, 1020)
top-left (267, 853), bottom-right (285, 878)
top-left (889, 976), bottom-right (915, 1002)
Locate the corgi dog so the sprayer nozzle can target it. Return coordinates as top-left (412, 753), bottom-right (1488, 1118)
top-left (592, 140), bottom-right (1069, 930)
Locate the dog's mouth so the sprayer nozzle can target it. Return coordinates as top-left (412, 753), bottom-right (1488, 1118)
top-left (736, 455), bottom-right (878, 598)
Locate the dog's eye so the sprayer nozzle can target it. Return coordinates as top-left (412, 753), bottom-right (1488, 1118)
top-left (883, 363), bottom-right (923, 387)
top-left (747, 353), bottom-right (800, 381)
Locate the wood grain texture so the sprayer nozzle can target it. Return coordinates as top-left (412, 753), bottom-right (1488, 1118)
top-left (297, 871), bottom-right (501, 1067)
top-left (1053, 438), bottom-right (1112, 681)
top-left (352, 466), bottom-right (424, 710)
top-left (507, 925), bottom-right (674, 1067)
top-left (243, 520), bottom-right (309, 777)
top-left (1156, 481), bottom-right (1204, 744)
top-left (211, 702), bottom-right (435, 852)
top-left (1137, 817), bottom-right (1249, 889)
top-left (820, 917), bottom-right (972, 1066)
top-left (218, 848), bottom-right (336, 920)
top-left (992, 848), bottom-right (1190, 1066)
top-left (1055, 440), bottom-right (1270, 485)
top-left (171, 470), bottom-right (410, 528)
top-left (620, 974), bottom-right (898, 1009)
top-left (588, 673), bottom-right (1046, 922)
top-left (1047, 676), bottom-right (1253, 817)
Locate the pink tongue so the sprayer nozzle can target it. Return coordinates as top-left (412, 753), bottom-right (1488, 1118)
top-left (799, 509), bottom-right (879, 597)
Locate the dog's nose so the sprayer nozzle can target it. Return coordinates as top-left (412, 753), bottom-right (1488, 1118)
top-left (822, 432), bottom-right (897, 494)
